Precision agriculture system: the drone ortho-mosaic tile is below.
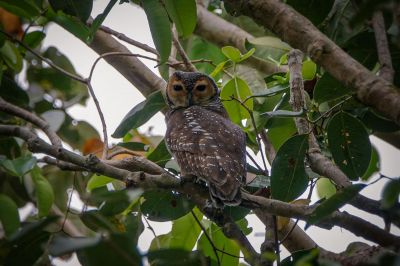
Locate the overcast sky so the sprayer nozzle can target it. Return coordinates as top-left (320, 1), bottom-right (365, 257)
top-left (37, 1), bottom-right (400, 265)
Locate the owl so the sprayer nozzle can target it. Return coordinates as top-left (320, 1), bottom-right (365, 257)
top-left (165, 71), bottom-right (247, 207)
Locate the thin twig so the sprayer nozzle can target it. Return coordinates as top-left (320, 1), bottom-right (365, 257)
top-left (0, 30), bottom-right (86, 83)
top-left (86, 52), bottom-right (159, 159)
top-left (190, 210), bottom-right (221, 265)
top-left (372, 11), bottom-right (395, 83)
top-left (171, 27), bottom-right (197, 72)
top-left (21, 8), bottom-right (48, 41)
top-left (143, 215), bottom-right (160, 249)
top-left (246, 150), bottom-right (265, 173)
top-left (230, 96), bottom-right (268, 175)
top-left (38, 156), bottom-right (87, 171)
top-left (86, 82), bottom-right (109, 159)
top-left (308, 95), bottom-right (352, 124)
top-left (98, 24), bottom-right (159, 55)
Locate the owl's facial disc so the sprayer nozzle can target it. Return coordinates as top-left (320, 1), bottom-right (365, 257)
top-left (191, 77), bottom-right (216, 105)
top-left (167, 71), bottom-right (219, 109)
top-left (167, 79), bottom-right (190, 108)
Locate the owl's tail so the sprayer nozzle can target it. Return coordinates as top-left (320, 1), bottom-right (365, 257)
top-left (209, 181), bottom-right (242, 207)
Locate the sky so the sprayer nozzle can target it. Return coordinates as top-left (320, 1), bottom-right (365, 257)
top-left (32, 1), bottom-right (400, 265)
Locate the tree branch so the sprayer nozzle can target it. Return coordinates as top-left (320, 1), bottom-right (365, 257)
top-left (2, 124), bottom-right (399, 248)
top-left (0, 97), bottom-right (62, 147)
top-left (372, 11), bottom-right (395, 83)
top-left (87, 30), bottom-right (166, 97)
top-left (172, 27), bottom-right (197, 72)
top-left (195, 4), bottom-right (284, 75)
top-left (223, 0), bottom-right (400, 126)
top-left (286, 49), bottom-right (399, 226)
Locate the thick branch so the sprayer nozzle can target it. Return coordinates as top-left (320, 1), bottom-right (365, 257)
top-left (88, 30), bottom-right (166, 97)
top-left (287, 50), bottom-right (398, 225)
top-left (372, 11), bottom-right (395, 83)
top-left (223, 0), bottom-right (400, 126)
top-left (195, 5), bottom-right (283, 75)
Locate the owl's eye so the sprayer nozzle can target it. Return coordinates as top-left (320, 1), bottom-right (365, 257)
top-left (173, 85), bottom-right (183, 91)
top-left (196, 85), bottom-right (206, 92)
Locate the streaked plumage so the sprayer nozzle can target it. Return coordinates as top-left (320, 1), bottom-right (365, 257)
top-left (165, 71), bottom-right (246, 207)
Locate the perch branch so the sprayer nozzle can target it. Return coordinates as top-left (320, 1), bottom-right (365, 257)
top-left (2, 125), bottom-right (399, 248)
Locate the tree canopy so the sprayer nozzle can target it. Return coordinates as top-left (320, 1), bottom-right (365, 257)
top-left (0, 0), bottom-right (399, 265)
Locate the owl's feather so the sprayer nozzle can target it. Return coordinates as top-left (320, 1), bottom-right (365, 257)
top-left (166, 105), bottom-right (246, 206)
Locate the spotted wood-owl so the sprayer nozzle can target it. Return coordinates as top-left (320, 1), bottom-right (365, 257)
top-left (165, 71), bottom-right (246, 207)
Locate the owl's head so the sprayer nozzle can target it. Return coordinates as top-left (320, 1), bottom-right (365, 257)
top-left (166, 71), bottom-right (220, 109)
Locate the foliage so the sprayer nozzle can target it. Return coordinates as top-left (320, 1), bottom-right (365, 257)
top-left (0, 0), bottom-right (398, 265)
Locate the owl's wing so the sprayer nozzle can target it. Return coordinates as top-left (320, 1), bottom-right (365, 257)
top-left (166, 107), bottom-right (246, 191)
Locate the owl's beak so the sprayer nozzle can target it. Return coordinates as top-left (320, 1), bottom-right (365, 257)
top-left (188, 91), bottom-right (193, 106)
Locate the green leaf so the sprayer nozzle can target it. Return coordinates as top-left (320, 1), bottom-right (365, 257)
top-left (112, 90), bottom-right (166, 138)
top-left (75, 234), bottom-right (142, 266)
top-left (209, 60), bottom-right (228, 78)
top-left (141, 190), bottom-right (194, 222)
top-left (150, 208), bottom-right (202, 251)
top-left (221, 46), bottom-right (241, 62)
top-left (266, 117), bottom-right (297, 154)
top-left (286, 0), bottom-right (335, 26)
top-left (239, 48), bottom-right (256, 62)
top-left (88, 0), bottom-right (118, 42)
top-left (46, 9), bottom-right (90, 42)
top-left (327, 112), bottom-right (372, 180)
top-left (6, 217), bottom-right (56, 266)
top-left (359, 109), bottom-right (400, 133)
top-left (86, 175), bottom-right (124, 192)
top-left (381, 179), bottom-right (400, 209)
top-left (281, 248), bottom-right (319, 266)
top-left (49, 0), bottom-right (93, 22)
top-left (220, 77), bottom-right (253, 124)
top-left (0, 0), bottom-right (40, 19)
top-left (223, 205), bottom-right (250, 221)
top-left (49, 235), bottom-right (102, 257)
top-left (81, 209), bottom-right (117, 232)
top-left (361, 146), bottom-right (379, 181)
top-left (117, 142), bottom-right (148, 151)
top-left (271, 134), bottom-right (309, 202)
top-left (147, 249), bottom-right (206, 266)
top-left (261, 109), bottom-right (304, 118)
top-left (91, 188), bottom-right (143, 216)
top-left (23, 31), bottom-right (46, 48)
top-left (164, 0), bottom-right (196, 38)
top-left (142, 0), bottom-right (172, 63)
top-left (307, 184), bottom-right (366, 226)
top-left (58, 117), bottom-right (100, 150)
top-left (31, 167), bottom-right (55, 217)
top-left (301, 60), bottom-right (316, 80)
top-left (0, 155), bottom-right (37, 177)
top-left (316, 178), bottom-right (337, 199)
top-left (0, 194), bottom-right (20, 237)
top-left (245, 37), bottom-right (291, 63)
top-left (313, 72), bottom-right (350, 104)
top-left (147, 139), bottom-right (172, 166)
top-left (198, 223), bottom-right (240, 266)
top-left (0, 41), bottom-right (23, 72)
